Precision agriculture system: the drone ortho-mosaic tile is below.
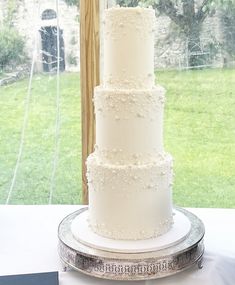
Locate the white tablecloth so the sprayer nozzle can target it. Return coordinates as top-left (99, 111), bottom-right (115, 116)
top-left (0, 206), bottom-right (235, 284)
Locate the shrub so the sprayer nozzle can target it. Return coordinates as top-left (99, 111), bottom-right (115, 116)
top-left (64, 0), bottom-right (79, 6)
top-left (67, 52), bottom-right (78, 66)
top-left (0, 25), bottom-right (26, 71)
top-left (70, 36), bottom-right (78, 45)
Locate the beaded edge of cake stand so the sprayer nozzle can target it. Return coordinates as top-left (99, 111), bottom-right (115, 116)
top-left (58, 207), bottom-right (205, 281)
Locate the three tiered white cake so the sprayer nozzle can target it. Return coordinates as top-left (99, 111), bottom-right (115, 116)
top-left (87, 6), bottom-right (174, 240)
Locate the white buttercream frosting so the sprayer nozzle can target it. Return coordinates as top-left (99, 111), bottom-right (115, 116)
top-left (103, 7), bottom-right (155, 89)
top-left (87, 153), bottom-right (173, 240)
top-left (94, 85), bottom-right (165, 165)
top-left (86, 6), bottom-right (174, 240)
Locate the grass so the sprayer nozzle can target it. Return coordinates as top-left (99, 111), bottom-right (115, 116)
top-left (0, 73), bottom-right (81, 204)
top-left (158, 69), bottom-right (235, 208)
top-left (0, 69), bottom-right (234, 207)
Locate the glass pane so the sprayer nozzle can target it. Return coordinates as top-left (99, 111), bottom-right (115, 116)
top-left (0, 1), bottom-right (81, 204)
top-left (104, 1), bottom-right (235, 208)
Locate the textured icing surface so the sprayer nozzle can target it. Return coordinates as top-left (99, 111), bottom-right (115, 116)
top-left (94, 85), bottom-right (165, 118)
top-left (87, 153), bottom-right (174, 240)
top-left (94, 145), bottom-right (167, 166)
top-left (94, 86), bottom-right (165, 164)
top-left (103, 7), bottom-right (155, 89)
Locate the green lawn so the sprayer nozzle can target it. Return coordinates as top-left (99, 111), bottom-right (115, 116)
top-left (0, 69), bottom-right (234, 207)
top-left (0, 73), bottom-right (81, 204)
top-left (159, 69), bottom-right (235, 208)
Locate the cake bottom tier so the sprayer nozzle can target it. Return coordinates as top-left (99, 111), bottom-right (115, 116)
top-left (86, 153), bottom-right (174, 240)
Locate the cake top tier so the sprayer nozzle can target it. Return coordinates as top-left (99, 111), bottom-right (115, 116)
top-left (103, 7), bottom-right (155, 90)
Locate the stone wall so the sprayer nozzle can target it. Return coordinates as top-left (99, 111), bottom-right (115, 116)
top-left (154, 16), bottom-right (185, 69)
top-left (0, 0), bottom-right (228, 71)
top-left (0, 0), bottom-right (80, 72)
top-left (154, 11), bottom-right (224, 69)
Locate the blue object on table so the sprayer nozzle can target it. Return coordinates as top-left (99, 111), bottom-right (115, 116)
top-left (0, 271), bottom-right (58, 285)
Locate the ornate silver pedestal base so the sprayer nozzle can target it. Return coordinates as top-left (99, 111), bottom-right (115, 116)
top-left (58, 207), bottom-right (205, 281)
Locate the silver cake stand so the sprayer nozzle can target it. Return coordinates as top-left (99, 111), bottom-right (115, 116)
top-left (58, 207), bottom-right (205, 281)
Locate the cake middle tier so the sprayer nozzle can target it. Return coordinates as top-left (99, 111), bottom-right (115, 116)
top-left (94, 85), bottom-right (166, 165)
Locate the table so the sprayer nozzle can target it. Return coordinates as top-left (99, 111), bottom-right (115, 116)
top-left (0, 206), bottom-right (235, 284)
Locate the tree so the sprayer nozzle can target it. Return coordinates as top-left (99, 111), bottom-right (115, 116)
top-left (64, 0), bottom-right (80, 7)
top-left (0, 0), bottom-right (27, 71)
top-left (220, 1), bottom-right (235, 63)
top-left (118, 0), bottom-right (235, 67)
top-left (154, 0), bottom-right (217, 66)
top-left (117, 0), bottom-right (219, 66)
top-left (0, 26), bottom-right (26, 71)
